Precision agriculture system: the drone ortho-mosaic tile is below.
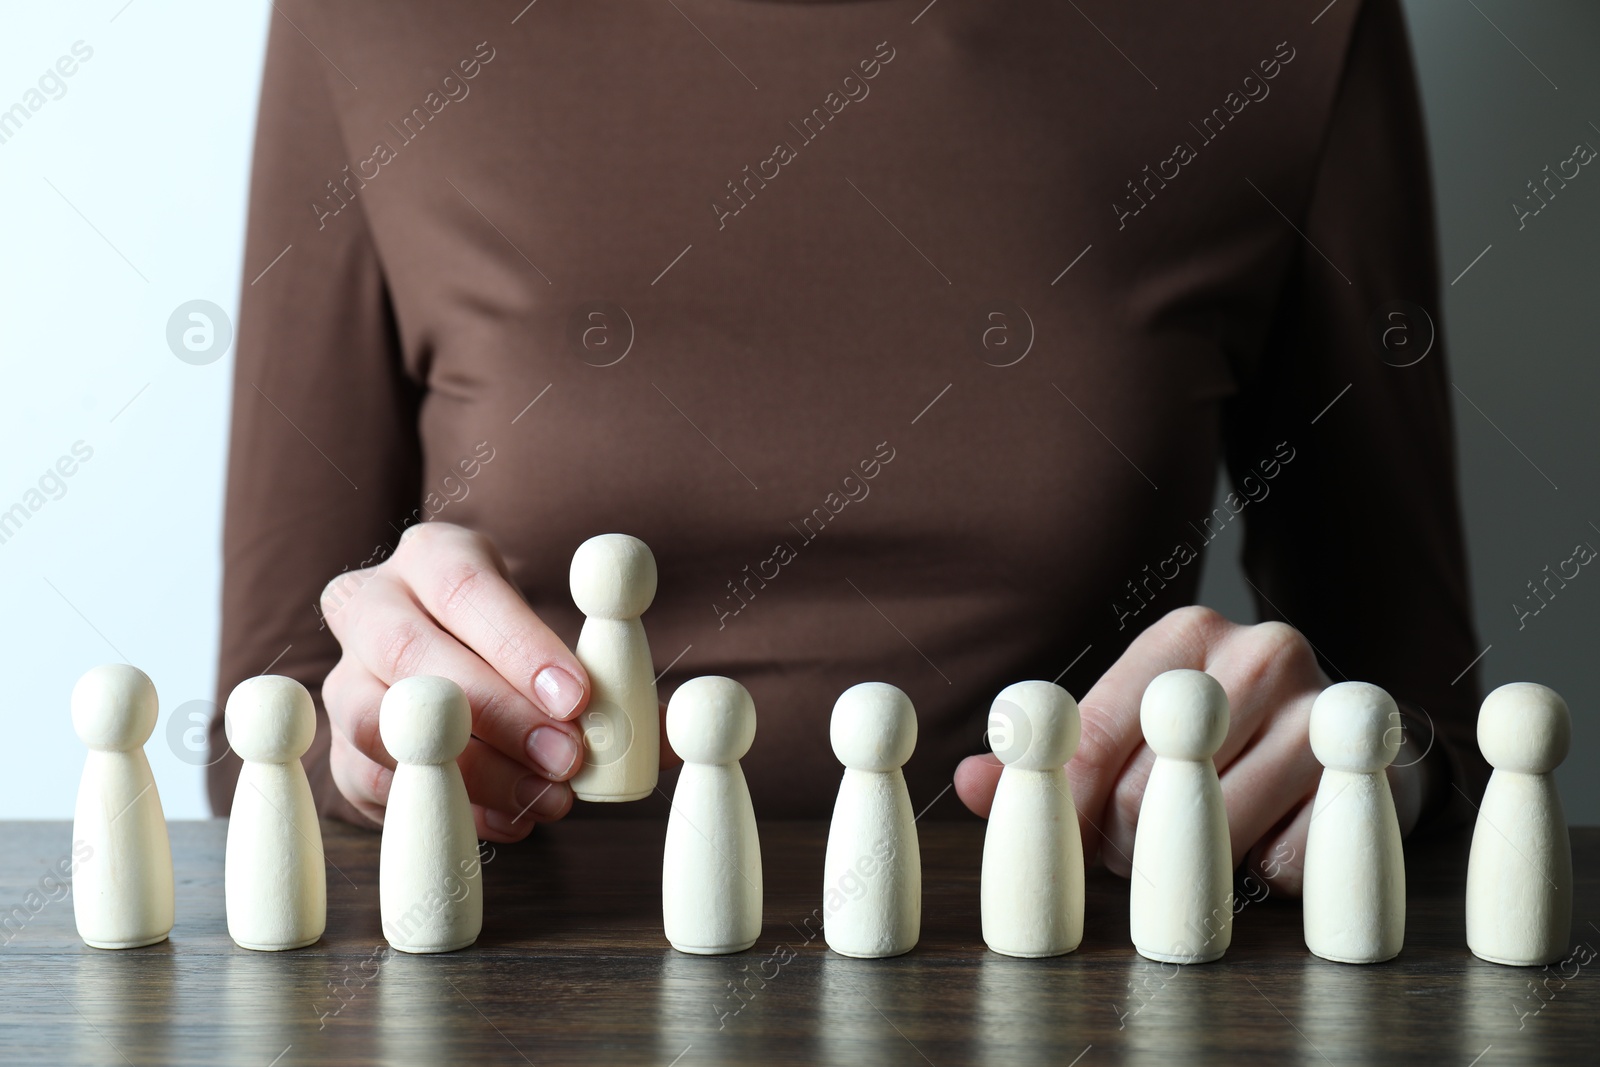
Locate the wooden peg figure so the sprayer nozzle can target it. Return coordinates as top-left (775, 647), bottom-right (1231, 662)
top-left (379, 675), bottom-right (482, 953)
top-left (980, 680), bottom-right (1084, 958)
top-left (1302, 681), bottom-right (1406, 964)
top-left (1129, 668), bottom-right (1232, 964)
top-left (823, 682), bottom-right (921, 958)
top-left (662, 676), bottom-right (763, 954)
top-left (1467, 682), bottom-right (1573, 966)
top-left (71, 664), bottom-right (175, 950)
top-left (568, 533), bottom-right (660, 803)
top-left (225, 675), bottom-right (327, 951)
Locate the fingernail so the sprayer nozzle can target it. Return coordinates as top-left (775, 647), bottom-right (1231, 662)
top-left (526, 727), bottom-right (579, 778)
top-left (533, 666), bottom-right (584, 719)
top-left (514, 776), bottom-right (570, 819)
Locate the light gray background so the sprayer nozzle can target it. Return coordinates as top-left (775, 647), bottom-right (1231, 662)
top-left (1, 2), bottom-right (1595, 820)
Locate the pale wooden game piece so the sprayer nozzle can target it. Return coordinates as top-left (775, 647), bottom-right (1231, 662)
top-left (980, 680), bottom-right (1084, 958)
top-left (1302, 681), bottom-right (1406, 963)
top-left (379, 675), bottom-right (482, 953)
top-left (822, 682), bottom-right (921, 958)
top-left (224, 675), bottom-right (327, 951)
top-left (70, 663), bottom-right (174, 950)
top-left (1129, 668), bottom-right (1232, 964)
top-left (662, 675), bottom-right (763, 954)
top-left (568, 533), bottom-right (660, 803)
top-left (1466, 681), bottom-right (1573, 966)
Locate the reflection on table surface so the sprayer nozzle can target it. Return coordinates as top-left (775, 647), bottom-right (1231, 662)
top-left (0, 819), bottom-right (1594, 1065)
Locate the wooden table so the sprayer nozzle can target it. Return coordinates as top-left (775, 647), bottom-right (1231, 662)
top-left (1, 820), bottom-right (1595, 1066)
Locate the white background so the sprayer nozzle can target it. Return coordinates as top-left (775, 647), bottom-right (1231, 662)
top-left (0, 2), bottom-right (264, 820)
top-left (1, 1), bottom-right (1596, 822)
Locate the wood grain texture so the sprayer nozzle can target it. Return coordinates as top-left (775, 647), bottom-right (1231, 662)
top-left (0, 820), bottom-right (1596, 1066)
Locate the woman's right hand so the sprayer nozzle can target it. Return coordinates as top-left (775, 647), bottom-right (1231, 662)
top-left (319, 521), bottom-right (592, 842)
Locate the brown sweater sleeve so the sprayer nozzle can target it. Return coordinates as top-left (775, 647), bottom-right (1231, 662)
top-left (1223, 0), bottom-right (1486, 824)
top-left (207, 9), bottom-right (421, 819)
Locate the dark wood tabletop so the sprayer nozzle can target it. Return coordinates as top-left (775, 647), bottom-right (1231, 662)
top-left (1, 818), bottom-right (1595, 1066)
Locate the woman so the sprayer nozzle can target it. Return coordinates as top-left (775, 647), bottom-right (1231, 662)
top-left (210, 0), bottom-right (1481, 895)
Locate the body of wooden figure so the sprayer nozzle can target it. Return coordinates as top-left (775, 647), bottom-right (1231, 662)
top-left (823, 682), bottom-right (921, 959)
top-left (71, 664), bottom-right (174, 950)
top-left (1467, 682), bottom-right (1573, 966)
top-left (379, 676), bottom-right (482, 953)
top-left (568, 534), bottom-right (660, 803)
top-left (980, 680), bottom-right (1084, 958)
top-left (225, 675), bottom-right (327, 951)
top-left (1302, 681), bottom-right (1406, 964)
top-left (1129, 669), bottom-right (1232, 964)
top-left (662, 676), bottom-right (763, 954)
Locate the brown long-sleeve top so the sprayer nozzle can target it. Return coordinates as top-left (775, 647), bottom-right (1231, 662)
top-left (209, 0), bottom-right (1485, 822)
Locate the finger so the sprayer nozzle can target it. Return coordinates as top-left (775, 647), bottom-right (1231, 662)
top-left (1100, 723), bottom-right (1315, 881)
top-left (330, 727), bottom-right (392, 826)
top-left (954, 753), bottom-right (1004, 818)
top-left (323, 658), bottom-right (394, 772)
top-left (1096, 722), bottom-right (1297, 881)
top-left (471, 805), bottom-right (511, 844)
top-left (1204, 621), bottom-right (1321, 770)
top-left (958, 753), bottom-right (1124, 869)
top-left (1244, 796), bottom-right (1313, 897)
top-left (1095, 616), bottom-right (1327, 874)
top-left (329, 573), bottom-right (584, 779)
top-left (1069, 606), bottom-right (1226, 862)
top-left (469, 799), bottom-right (568, 845)
top-left (1385, 724), bottom-right (1433, 836)
top-left (1215, 697), bottom-right (1321, 868)
top-left (325, 655), bottom-right (576, 835)
top-left (458, 736), bottom-right (573, 839)
top-left (387, 522), bottom-right (591, 721)
top-left (1097, 743), bottom-right (1154, 879)
top-left (330, 702), bottom-right (572, 845)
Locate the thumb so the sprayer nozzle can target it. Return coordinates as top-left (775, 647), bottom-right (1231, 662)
top-left (953, 753), bottom-right (1004, 818)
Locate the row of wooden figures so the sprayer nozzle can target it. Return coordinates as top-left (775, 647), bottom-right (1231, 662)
top-left (70, 663), bottom-right (1572, 966)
